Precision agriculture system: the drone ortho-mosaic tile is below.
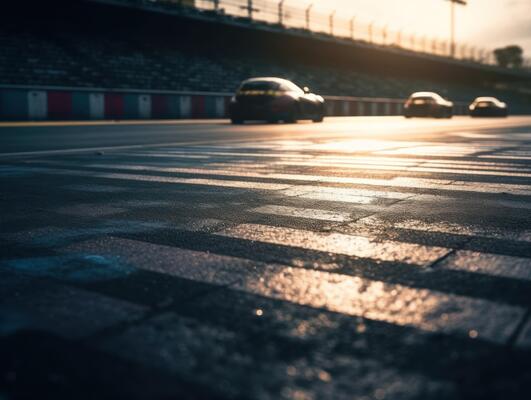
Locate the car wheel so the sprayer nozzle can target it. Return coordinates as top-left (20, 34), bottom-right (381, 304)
top-left (312, 114), bottom-right (324, 123)
top-left (284, 105), bottom-right (298, 124)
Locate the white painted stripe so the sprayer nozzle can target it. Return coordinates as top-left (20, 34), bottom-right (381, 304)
top-left (354, 215), bottom-right (531, 243)
top-left (438, 251), bottom-right (531, 281)
top-left (20, 166), bottom-right (292, 191)
top-left (127, 151), bottom-right (314, 159)
top-left (217, 223), bottom-right (451, 265)
top-left (479, 155), bottom-right (531, 160)
top-left (278, 158), bottom-right (531, 170)
top-left (119, 152), bottom-right (212, 159)
top-left (516, 319), bottom-right (531, 349)
top-left (178, 96), bottom-right (191, 118)
top-left (251, 205), bottom-right (352, 222)
top-left (376, 145), bottom-right (497, 157)
top-left (281, 185), bottom-right (410, 204)
top-left (68, 162), bottom-right (531, 195)
top-left (89, 93), bottom-right (104, 120)
top-left (23, 161), bottom-right (531, 197)
top-left (312, 156), bottom-right (526, 168)
top-left (276, 160), bottom-right (531, 177)
top-left (409, 166), bottom-right (531, 178)
top-left (276, 160), bottom-right (420, 170)
top-left (214, 96), bottom-right (225, 118)
top-left (33, 161), bottom-right (412, 204)
top-left (138, 95), bottom-right (151, 119)
top-left (239, 265), bottom-right (523, 344)
top-left (65, 237), bottom-right (525, 344)
top-left (86, 172), bottom-right (292, 191)
top-left (447, 180), bottom-right (531, 195)
top-left (28, 91), bottom-right (47, 120)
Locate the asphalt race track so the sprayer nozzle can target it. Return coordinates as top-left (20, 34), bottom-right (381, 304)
top-left (1, 116), bottom-right (531, 399)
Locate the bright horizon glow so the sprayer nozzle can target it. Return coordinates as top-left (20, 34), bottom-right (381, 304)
top-left (310, 0), bottom-right (531, 55)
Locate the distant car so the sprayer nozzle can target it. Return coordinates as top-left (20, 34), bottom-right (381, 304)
top-left (404, 92), bottom-right (453, 118)
top-left (229, 77), bottom-right (325, 124)
top-left (469, 97), bottom-right (508, 117)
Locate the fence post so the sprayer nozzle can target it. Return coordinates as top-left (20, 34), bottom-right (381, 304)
top-left (329, 10), bottom-right (335, 35)
top-left (278, 0), bottom-right (284, 25)
top-left (479, 48), bottom-right (485, 63)
top-left (305, 4), bottom-right (313, 30)
top-left (243, 0), bottom-right (253, 19)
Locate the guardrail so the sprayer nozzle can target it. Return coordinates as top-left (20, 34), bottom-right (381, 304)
top-left (0, 85), bottom-right (470, 121)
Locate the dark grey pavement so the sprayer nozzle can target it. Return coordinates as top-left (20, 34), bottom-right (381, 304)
top-left (1, 116), bottom-right (531, 399)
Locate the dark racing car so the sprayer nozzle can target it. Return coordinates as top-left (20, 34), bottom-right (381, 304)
top-left (469, 97), bottom-right (508, 117)
top-left (229, 77), bottom-right (325, 124)
top-left (404, 92), bottom-right (453, 118)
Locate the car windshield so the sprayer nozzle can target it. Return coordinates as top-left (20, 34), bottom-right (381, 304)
top-left (280, 81), bottom-right (304, 93)
top-left (240, 81), bottom-right (280, 91)
top-left (410, 96), bottom-right (436, 103)
top-left (475, 98), bottom-right (496, 104)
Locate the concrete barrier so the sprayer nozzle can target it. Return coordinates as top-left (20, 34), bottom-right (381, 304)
top-left (0, 85), bottom-right (472, 121)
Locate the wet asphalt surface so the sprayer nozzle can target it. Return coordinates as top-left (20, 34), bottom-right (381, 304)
top-left (0, 116), bottom-right (531, 399)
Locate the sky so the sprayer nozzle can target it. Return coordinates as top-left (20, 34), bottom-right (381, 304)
top-left (302, 0), bottom-right (531, 56)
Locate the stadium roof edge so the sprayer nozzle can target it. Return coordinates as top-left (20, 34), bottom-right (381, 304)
top-left (85, 0), bottom-right (531, 81)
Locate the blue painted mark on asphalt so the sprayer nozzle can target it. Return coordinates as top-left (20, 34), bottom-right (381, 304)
top-left (66, 184), bottom-right (126, 193)
top-left (1, 254), bottom-right (135, 283)
top-left (0, 166), bottom-right (34, 177)
top-left (6, 220), bottom-right (169, 247)
top-left (0, 309), bottom-right (32, 336)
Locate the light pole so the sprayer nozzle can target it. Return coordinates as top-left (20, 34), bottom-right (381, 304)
top-left (278, 0), bottom-right (285, 25)
top-left (329, 10), bottom-right (335, 35)
top-left (305, 3), bottom-right (313, 31)
top-left (446, 0), bottom-right (467, 58)
top-left (349, 16), bottom-right (355, 40)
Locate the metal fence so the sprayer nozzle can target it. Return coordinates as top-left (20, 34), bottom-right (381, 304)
top-left (150, 0), bottom-right (497, 64)
top-left (134, 0), bottom-right (531, 69)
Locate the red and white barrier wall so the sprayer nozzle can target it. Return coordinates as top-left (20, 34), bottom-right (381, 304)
top-left (0, 86), bottom-right (470, 121)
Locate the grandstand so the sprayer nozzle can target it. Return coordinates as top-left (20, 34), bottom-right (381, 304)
top-left (0, 0), bottom-right (530, 120)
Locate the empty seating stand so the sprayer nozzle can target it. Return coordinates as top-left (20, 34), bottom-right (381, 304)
top-left (0, 18), bottom-right (528, 113)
